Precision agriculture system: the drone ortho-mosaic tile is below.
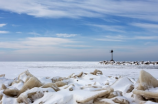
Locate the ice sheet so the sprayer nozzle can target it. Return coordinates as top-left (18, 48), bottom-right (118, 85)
top-left (0, 61), bottom-right (158, 79)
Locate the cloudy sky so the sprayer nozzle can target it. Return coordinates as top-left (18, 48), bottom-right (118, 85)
top-left (0, 0), bottom-right (158, 61)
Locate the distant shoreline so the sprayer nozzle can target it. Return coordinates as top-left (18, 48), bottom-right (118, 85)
top-left (99, 61), bottom-right (158, 65)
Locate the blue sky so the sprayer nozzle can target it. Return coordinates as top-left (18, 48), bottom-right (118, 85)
top-left (0, 0), bottom-right (158, 61)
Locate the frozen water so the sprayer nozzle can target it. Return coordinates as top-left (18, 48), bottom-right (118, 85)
top-left (0, 61), bottom-right (158, 79)
top-left (0, 62), bottom-right (158, 104)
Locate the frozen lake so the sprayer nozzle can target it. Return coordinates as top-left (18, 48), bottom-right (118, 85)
top-left (0, 61), bottom-right (158, 79)
top-left (0, 62), bottom-right (158, 104)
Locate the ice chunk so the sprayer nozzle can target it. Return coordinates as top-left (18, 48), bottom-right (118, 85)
top-left (137, 70), bottom-right (158, 90)
top-left (111, 77), bottom-right (133, 92)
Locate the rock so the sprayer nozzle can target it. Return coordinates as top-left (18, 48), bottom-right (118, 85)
top-left (69, 87), bottom-right (73, 91)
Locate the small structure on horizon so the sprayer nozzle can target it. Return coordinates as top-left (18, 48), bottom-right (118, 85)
top-left (110, 50), bottom-right (114, 61)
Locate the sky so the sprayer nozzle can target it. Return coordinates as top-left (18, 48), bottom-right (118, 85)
top-left (0, 0), bottom-right (158, 61)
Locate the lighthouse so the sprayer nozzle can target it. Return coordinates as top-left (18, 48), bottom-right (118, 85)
top-left (110, 50), bottom-right (114, 61)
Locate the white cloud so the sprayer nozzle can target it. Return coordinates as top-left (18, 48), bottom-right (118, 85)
top-left (96, 35), bottom-right (158, 42)
top-left (0, 24), bottom-right (8, 33)
top-left (0, 0), bottom-right (158, 21)
top-left (0, 31), bottom-right (9, 33)
top-left (89, 24), bottom-right (125, 33)
top-left (0, 24), bottom-right (6, 27)
top-left (134, 36), bottom-right (158, 40)
top-left (131, 23), bottom-right (158, 30)
top-left (63, 45), bottom-right (91, 47)
top-left (0, 37), bottom-right (92, 56)
top-left (22, 37), bottom-right (74, 46)
top-left (96, 39), bottom-right (122, 42)
top-left (0, 37), bottom-right (74, 49)
top-left (56, 33), bottom-right (77, 37)
top-left (96, 35), bottom-right (126, 41)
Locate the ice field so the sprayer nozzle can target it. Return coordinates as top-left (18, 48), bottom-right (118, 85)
top-left (0, 61), bottom-right (158, 104)
top-left (0, 61), bottom-right (158, 79)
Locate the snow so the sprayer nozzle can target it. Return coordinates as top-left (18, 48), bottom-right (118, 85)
top-left (0, 61), bottom-right (158, 79)
top-left (0, 61), bottom-right (158, 104)
top-left (11, 81), bottom-right (24, 90)
top-left (0, 77), bottom-right (13, 88)
top-left (111, 77), bottom-right (133, 92)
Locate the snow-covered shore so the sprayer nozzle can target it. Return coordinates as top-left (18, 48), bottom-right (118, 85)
top-left (0, 62), bottom-right (158, 104)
